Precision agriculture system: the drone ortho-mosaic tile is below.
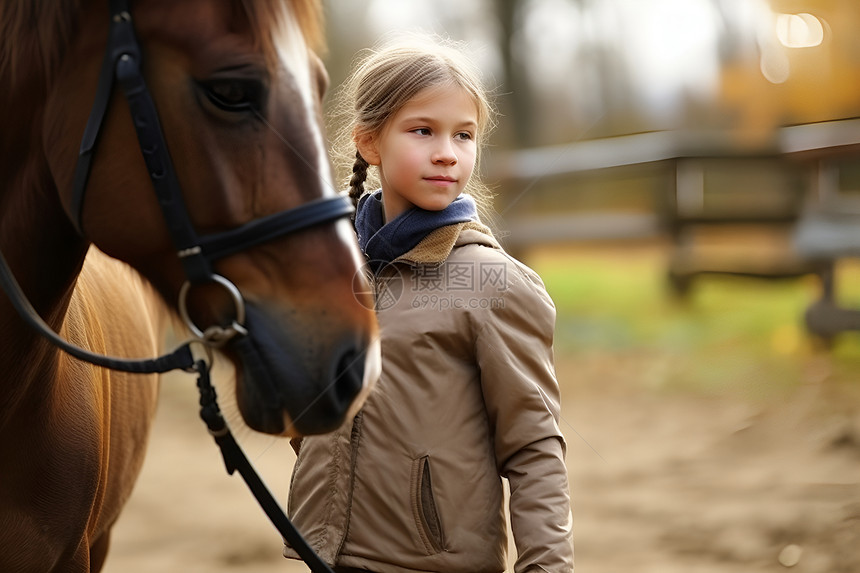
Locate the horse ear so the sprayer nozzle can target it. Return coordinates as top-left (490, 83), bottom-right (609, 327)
top-left (353, 129), bottom-right (380, 166)
top-left (311, 53), bottom-right (329, 99)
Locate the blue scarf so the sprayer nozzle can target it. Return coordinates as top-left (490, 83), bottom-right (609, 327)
top-left (354, 190), bottom-right (478, 265)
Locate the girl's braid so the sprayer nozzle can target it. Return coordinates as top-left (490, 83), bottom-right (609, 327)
top-left (348, 150), bottom-right (369, 208)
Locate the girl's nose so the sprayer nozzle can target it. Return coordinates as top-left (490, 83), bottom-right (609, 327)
top-left (432, 140), bottom-right (458, 165)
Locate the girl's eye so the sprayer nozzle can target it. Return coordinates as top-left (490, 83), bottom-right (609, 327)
top-left (413, 128), bottom-right (431, 136)
top-left (200, 79), bottom-right (264, 113)
top-left (456, 132), bottom-right (473, 141)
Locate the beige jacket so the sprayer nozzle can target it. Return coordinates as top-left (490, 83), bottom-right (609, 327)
top-left (285, 222), bottom-right (574, 572)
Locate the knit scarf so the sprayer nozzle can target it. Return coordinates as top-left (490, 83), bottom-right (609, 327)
top-left (354, 190), bottom-right (478, 265)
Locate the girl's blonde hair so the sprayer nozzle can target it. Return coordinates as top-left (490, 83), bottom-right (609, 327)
top-left (329, 34), bottom-right (496, 216)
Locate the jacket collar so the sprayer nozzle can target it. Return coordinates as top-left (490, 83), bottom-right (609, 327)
top-left (396, 221), bottom-right (499, 266)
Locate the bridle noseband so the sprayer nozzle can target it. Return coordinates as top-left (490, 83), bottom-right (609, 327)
top-left (0, 1), bottom-right (350, 571)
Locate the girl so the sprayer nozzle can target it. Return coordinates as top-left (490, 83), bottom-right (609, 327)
top-left (284, 35), bottom-right (574, 573)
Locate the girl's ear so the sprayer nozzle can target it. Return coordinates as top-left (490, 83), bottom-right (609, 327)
top-left (354, 129), bottom-right (381, 166)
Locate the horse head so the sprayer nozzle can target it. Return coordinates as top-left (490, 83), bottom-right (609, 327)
top-left (37, 0), bottom-right (379, 436)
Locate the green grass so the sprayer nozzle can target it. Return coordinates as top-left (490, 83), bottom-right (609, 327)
top-left (529, 246), bottom-right (860, 399)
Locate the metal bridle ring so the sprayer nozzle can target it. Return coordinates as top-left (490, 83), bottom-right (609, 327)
top-left (178, 274), bottom-right (246, 342)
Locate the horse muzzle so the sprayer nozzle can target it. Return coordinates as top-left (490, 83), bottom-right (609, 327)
top-left (227, 302), bottom-right (379, 436)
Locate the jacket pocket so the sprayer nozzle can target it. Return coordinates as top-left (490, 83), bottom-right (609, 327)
top-left (410, 455), bottom-right (445, 554)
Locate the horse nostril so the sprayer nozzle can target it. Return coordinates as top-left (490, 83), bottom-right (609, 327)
top-left (333, 345), bottom-right (365, 409)
top-left (291, 344), bottom-right (365, 435)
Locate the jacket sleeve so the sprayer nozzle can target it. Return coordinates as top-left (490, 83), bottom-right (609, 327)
top-left (474, 259), bottom-right (574, 572)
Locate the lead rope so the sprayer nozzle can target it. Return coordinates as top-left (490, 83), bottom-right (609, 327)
top-left (0, 250), bottom-right (195, 373)
top-left (3, 240), bottom-right (335, 569)
top-left (193, 360), bottom-right (336, 573)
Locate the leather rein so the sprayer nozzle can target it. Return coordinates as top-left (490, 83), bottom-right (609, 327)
top-left (0, 1), bottom-right (344, 571)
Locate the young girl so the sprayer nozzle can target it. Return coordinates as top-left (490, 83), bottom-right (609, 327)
top-left (284, 36), bottom-right (574, 573)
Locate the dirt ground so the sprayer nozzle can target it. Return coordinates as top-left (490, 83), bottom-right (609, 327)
top-left (101, 344), bottom-right (860, 573)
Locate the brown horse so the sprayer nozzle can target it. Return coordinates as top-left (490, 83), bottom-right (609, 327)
top-left (0, 0), bottom-right (379, 571)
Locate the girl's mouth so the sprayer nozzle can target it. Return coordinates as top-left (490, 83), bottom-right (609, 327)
top-left (425, 176), bottom-right (456, 184)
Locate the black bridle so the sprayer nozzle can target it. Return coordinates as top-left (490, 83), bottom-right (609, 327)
top-left (0, 1), bottom-right (347, 571)
top-left (73, 0), bottom-right (352, 299)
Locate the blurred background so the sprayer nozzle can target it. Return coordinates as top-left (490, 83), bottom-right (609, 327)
top-left (321, 0), bottom-right (860, 344)
top-left (105, 2), bottom-right (860, 572)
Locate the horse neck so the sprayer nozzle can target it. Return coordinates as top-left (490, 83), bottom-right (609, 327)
top-left (0, 84), bottom-right (90, 413)
top-left (2, 79), bottom-right (88, 299)
top-left (1, 3), bottom-right (89, 306)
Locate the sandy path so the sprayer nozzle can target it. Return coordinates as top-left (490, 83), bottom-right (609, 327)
top-left (103, 350), bottom-right (860, 573)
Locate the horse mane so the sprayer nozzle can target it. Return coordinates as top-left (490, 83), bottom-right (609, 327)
top-left (0, 0), bottom-right (324, 93)
top-left (0, 0), bottom-right (78, 93)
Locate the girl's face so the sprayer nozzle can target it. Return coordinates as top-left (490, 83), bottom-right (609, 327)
top-left (357, 83), bottom-right (478, 222)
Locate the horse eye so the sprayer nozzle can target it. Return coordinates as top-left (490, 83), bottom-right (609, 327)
top-left (201, 79), bottom-right (263, 113)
